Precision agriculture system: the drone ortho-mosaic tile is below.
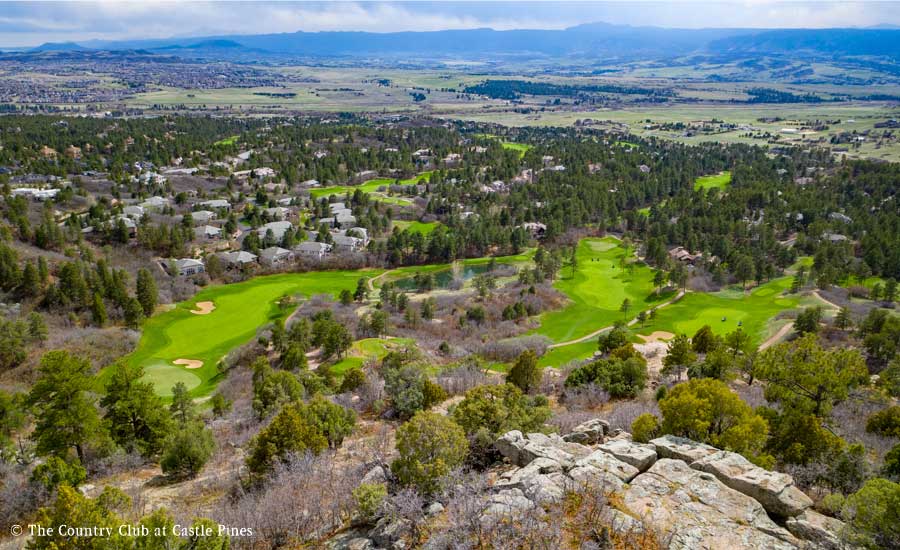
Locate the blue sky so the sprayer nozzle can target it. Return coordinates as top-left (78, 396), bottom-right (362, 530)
top-left (1, 1), bottom-right (898, 47)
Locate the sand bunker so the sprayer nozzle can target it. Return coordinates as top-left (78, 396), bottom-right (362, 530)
top-left (639, 331), bottom-right (675, 343)
top-left (190, 301), bottom-right (215, 315)
top-left (173, 359), bottom-right (203, 369)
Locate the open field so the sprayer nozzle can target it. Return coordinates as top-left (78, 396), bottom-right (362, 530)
top-left (310, 173), bottom-right (432, 206)
top-left (694, 171), bottom-right (732, 191)
top-left (393, 220), bottom-right (442, 235)
top-left (533, 237), bottom-right (668, 343)
top-left (111, 269), bottom-right (381, 397)
top-left (328, 337), bottom-right (415, 375)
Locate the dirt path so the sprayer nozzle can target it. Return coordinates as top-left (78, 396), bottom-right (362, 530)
top-left (759, 322), bottom-right (794, 350)
top-left (367, 269), bottom-right (395, 292)
top-left (548, 290), bottom-right (686, 349)
top-left (812, 290), bottom-right (842, 311)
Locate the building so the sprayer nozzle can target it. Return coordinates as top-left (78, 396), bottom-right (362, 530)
top-left (171, 258), bottom-right (205, 277)
top-left (668, 246), bottom-right (703, 265)
top-left (122, 205), bottom-right (144, 219)
top-left (264, 207), bottom-right (290, 220)
top-left (521, 222), bottom-right (547, 239)
top-left (12, 187), bottom-right (60, 201)
top-left (256, 221), bottom-right (294, 242)
top-left (259, 246), bottom-right (294, 266)
top-left (190, 210), bottom-right (216, 224)
top-left (335, 227), bottom-right (369, 246)
top-left (336, 213), bottom-right (357, 229)
top-left (332, 234), bottom-right (364, 253)
top-left (252, 167), bottom-right (276, 178)
top-left (194, 225), bottom-right (222, 240)
top-left (219, 250), bottom-right (258, 267)
top-left (140, 196), bottom-right (169, 210)
top-left (300, 179), bottom-right (320, 188)
top-left (113, 215), bottom-right (137, 238)
top-left (199, 199), bottom-right (231, 210)
top-left (295, 241), bottom-right (332, 260)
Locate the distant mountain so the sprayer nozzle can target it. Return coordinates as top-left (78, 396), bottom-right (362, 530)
top-left (56, 23), bottom-right (900, 62)
top-left (31, 42), bottom-right (91, 52)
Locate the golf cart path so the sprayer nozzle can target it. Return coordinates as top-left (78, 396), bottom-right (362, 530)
top-left (759, 322), bottom-right (794, 351)
top-left (548, 289), bottom-right (686, 349)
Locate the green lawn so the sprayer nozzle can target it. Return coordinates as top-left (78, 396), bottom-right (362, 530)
top-left (393, 220), bottom-right (441, 235)
top-left (310, 172), bottom-right (432, 205)
top-left (533, 237), bottom-right (667, 343)
top-left (214, 135), bottom-right (239, 146)
top-left (501, 141), bottom-right (531, 158)
top-left (328, 337), bottom-right (414, 375)
top-left (539, 341), bottom-right (598, 368)
top-left (694, 171), bottom-right (732, 191)
top-left (113, 269), bottom-right (381, 397)
top-left (634, 277), bottom-right (804, 344)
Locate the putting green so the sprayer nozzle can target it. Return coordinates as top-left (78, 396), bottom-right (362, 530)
top-left (694, 171), bottom-right (732, 191)
top-left (110, 269), bottom-right (381, 397)
top-left (533, 237), bottom-right (669, 343)
top-left (393, 220), bottom-right (441, 235)
top-left (329, 337), bottom-right (414, 375)
top-left (141, 363), bottom-right (202, 397)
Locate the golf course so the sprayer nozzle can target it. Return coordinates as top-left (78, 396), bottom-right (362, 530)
top-left (310, 172), bottom-right (432, 205)
top-left (694, 171), bottom-right (732, 191)
top-left (112, 269), bottom-right (380, 397)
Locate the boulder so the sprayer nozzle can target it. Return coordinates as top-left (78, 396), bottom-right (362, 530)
top-left (481, 488), bottom-right (535, 526)
top-left (563, 418), bottom-right (609, 444)
top-left (494, 430), bottom-right (527, 465)
top-left (785, 510), bottom-right (846, 550)
top-left (369, 517), bottom-right (411, 549)
top-left (573, 449), bottom-right (640, 482)
top-left (494, 431), bottom-right (585, 468)
top-left (691, 451), bottom-right (812, 517)
top-left (598, 439), bottom-right (657, 472)
top-left (425, 502), bottom-right (444, 516)
top-left (493, 457), bottom-right (567, 505)
top-left (361, 464), bottom-right (388, 485)
top-left (650, 435), bottom-right (719, 463)
top-left (622, 459), bottom-right (801, 550)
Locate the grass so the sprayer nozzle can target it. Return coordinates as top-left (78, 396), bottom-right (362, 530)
top-left (694, 171), bottom-right (732, 191)
top-left (533, 237), bottom-right (668, 343)
top-left (328, 337), bottom-right (414, 375)
top-left (214, 135), bottom-right (239, 146)
top-left (112, 269), bottom-right (381, 397)
top-left (539, 341), bottom-right (598, 368)
top-left (393, 220), bottom-right (441, 235)
top-left (310, 172), bottom-right (432, 206)
top-left (501, 141), bottom-right (531, 158)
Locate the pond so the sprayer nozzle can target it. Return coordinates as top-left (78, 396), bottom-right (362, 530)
top-left (393, 263), bottom-right (493, 291)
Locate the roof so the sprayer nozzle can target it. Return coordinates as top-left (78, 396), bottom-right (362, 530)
top-left (296, 241), bottom-right (331, 253)
top-left (260, 246), bottom-right (291, 261)
top-left (174, 258), bottom-right (204, 269)
top-left (221, 250), bottom-right (257, 264)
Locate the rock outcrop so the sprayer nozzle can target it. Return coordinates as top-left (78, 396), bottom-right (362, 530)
top-left (492, 424), bottom-right (843, 550)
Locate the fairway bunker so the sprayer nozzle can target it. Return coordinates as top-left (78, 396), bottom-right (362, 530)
top-left (190, 301), bottom-right (216, 315)
top-left (639, 331), bottom-right (675, 343)
top-left (174, 358), bottom-right (203, 369)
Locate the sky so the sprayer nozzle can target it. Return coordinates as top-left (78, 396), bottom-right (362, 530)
top-left (1, 1), bottom-right (899, 48)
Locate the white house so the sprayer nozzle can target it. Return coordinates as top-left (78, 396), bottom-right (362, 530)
top-left (194, 225), bottom-right (222, 240)
top-left (332, 234), bottom-right (364, 253)
top-left (171, 258), bottom-right (205, 277)
top-left (199, 199), bottom-right (231, 210)
top-left (191, 210), bottom-right (216, 224)
top-left (219, 250), bottom-right (258, 267)
top-left (122, 205), bottom-right (145, 219)
top-left (12, 188), bottom-right (60, 201)
top-left (295, 241), bottom-right (332, 260)
top-left (257, 221), bottom-right (294, 241)
top-left (264, 207), bottom-right (290, 220)
top-left (140, 196), bottom-right (169, 210)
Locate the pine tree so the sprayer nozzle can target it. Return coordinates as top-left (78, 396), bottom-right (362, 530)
top-left (136, 269), bottom-right (158, 317)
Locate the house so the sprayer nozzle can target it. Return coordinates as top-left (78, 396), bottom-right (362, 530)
top-left (276, 197), bottom-right (293, 206)
top-left (122, 205), bottom-right (144, 219)
top-left (194, 225), bottom-right (222, 240)
top-left (171, 258), bottom-right (205, 277)
top-left (521, 222), bottom-right (547, 239)
top-left (828, 212), bottom-right (853, 224)
top-left (336, 213), bottom-right (357, 229)
top-left (332, 234), bottom-right (364, 253)
top-left (336, 227), bottom-right (369, 246)
top-left (257, 221), bottom-right (294, 241)
top-left (329, 202), bottom-right (347, 214)
top-left (668, 246), bottom-right (703, 265)
top-left (200, 199), bottom-right (231, 210)
top-left (294, 241), bottom-right (332, 260)
top-left (300, 179), bottom-right (320, 188)
top-left (823, 233), bottom-right (849, 243)
top-left (259, 246), bottom-right (294, 266)
top-left (264, 207), bottom-right (290, 220)
top-left (219, 250), bottom-right (258, 267)
top-left (190, 210), bottom-right (216, 224)
top-left (253, 167), bottom-right (276, 178)
top-left (12, 187), bottom-right (60, 201)
top-left (140, 196), bottom-right (169, 210)
top-left (355, 170), bottom-right (378, 181)
top-left (113, 216), bottom-right (137, 237)
top-left (639, 164), bottom-right (651, 174)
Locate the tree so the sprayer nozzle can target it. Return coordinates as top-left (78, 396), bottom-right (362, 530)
top-left (691, 325), bottom-right (718, 354)
top-left (794, 306), bottom-right (823, 335)
top-left (421, 297), bottom-right (436, 320)
top-left (506, 350), bottom-right (542, 394)
top-left (885, 278), bottom-right (898, 303)
top-left (169, 381), bottom-right (195, 425)
top-left (101, 363), bottom-right (172, 457)
top-left (565, 356), bottom-right (648, 398)
top-left (123, 297), bottom-right (144, 329)
top-left (653, 270), bottom-right (667, 296)
top-left (210, 393), bottom-right (232, 418)
top-left (354, 278), bottom-right (368, 302)
top-left (452, 383), bottom-right (551, 438)
top-left (659, 378), bottom-right (770, 462)
top-left (384, 361), bottom-right (441, 419)
top-left (619, 298), bottom-right (631, 319)
top-left (636, 310), bottom-right (648, 328)
top-left (757, 334), bottom-right (868, 417)
top-left (599, 325), bottom-right (632, 354)
top-left (136, 268), bottom-right (158, 317)
top-left (30, 455), bottom-right (87, 491)
top-left (280, 342), bottom-right (308, 371)
top-left (339, 288), bottom-right (353, 306)
top-left (841, 478), bottom-right (900, 549)
top-left (29, 486), bottom-right (131, 550)
top-left (0, 389), bottom-right (25, 458)
top-left (662, 333), bottom-right (697, 381)
top-left (733, 255), bottom-right (755, 290)
top-left (91, 292), bottom-right (107, 327)
top-left (339, 367), bottom-right (366, 393)
top-left (631, 413), bottom-right (660, 443)
top-left (27, 351), bottom-right (104, 463)
top-left (391, 411), bottom-right (468, 495)
top-left (252, 357), bottom-right (305, 419)
top-left (835, 306), bottom-right (853, 330)
top-left (28, 311), bottom-right (48, 344)
top-left (246, 402), bottom-right (329, 477)
top-left (161, 421), bottom-right (215, 478)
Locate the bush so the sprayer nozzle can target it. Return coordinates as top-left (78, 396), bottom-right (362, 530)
top-left (820, 492), bottom-right (845, 516)
top-left (452, 383), bottom-right (551, 438)
top-left (598, 325), bottom-right (629, 354)
top-left (842, 478), bottom-right (900, 549)
top-left (391, 412), bottom-right (468, 496)
top-left (506, 350), bottom-right (542, 394)
top-left (883, 444), bottom-right (900, 479)
top-left (246, 404), bottom-right (328, 477)
top-left (160, 421), bottom-right (215, 478)
top-left (565, 357), bottom-right (647, 398)
top-left (353, 482), bottom-right (387, 524)
top-left (631, 413), bottom-right (660, 443)
top-left (30, 456), bottom-right (86, 491)
top-left (654, 385), bottom-right (668, 401)
top-left (340, 367), bottom-right (367, 393)
top-left (866, 406), bottom-right (900, 438)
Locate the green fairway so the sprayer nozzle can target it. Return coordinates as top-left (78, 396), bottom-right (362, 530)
top-left (310, 172), bottom-right (432, 205)
top-left (539, 341), bottom-right (598, 368)
top-left (694, 171), bottom-right (732, 191)
top-left (328, 337), bottom-right (414, 375)
top-left (214, 135), bottom-right (239, 146)
top-left (501, 141), bottom-right (531, 158)
top-left (393, 220), bottom-right (441, 235)
top-left (533, 237), bottom-right (668, 343)
top-left (634, 277), bottom-right (804, 344)
top-left (115, 269), bottom-right (381, 397)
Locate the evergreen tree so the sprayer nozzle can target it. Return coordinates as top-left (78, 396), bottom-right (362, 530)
top-left (136, 268), bottom-right (158, 317)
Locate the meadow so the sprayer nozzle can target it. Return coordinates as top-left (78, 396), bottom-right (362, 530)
top-left (114, 269), bottom-right (380, 397)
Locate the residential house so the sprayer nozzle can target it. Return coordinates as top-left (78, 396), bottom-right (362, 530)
top-left (295, 241), bottom-right (332, 260)
top-left (190, 210), bottom-right (216, 224)
top-left (300, 179), bottom-right (320, 188)
top-left (140, 196), bottom-right (169, 210)
top-left (113, 215), bottom-right (137, 238)
top-left (194, 225), bottom-right (222, 240)
top-left (257, 221), bottom-right (294, 242)
top-left (668, 246), bottom-right (703, 265)
top-left (219, 250), bottom-right (258, 268)
top-left (171, 258), bottom-right (205, 277)
top-left (259, 246), bottom-right (294, 266)
top-left (200, 199), bottom-right (231, 210)
top-left (123, 205), bottom-right (144, 219)
top-left (336, 227), bottom-right (369, 246)
top-left (264, 207), bottom-right (290, 220)
top-left (521, 222), bottom-right (547, 239)
top-left (12, 187), bottom-right (60, 201)
top-left (332, 234), bottom-right (364, 253)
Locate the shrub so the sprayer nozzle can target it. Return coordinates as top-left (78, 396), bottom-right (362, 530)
top-left (820, 493), bottom-right (845, 517)
top-left (30, 456), bottom-right (86, 491)
top-left (565, 357), bottom-right (647, 398)
top-left (866, 406), bottom-right (900, 438)
top-left (506, 350), bottom-right (542, 394)
top-left (883, 443), bottom-right (900, 479)
top-left (391, 412), bottom-right (468, 495)
top-left (160, 421), bottom-right (215, 478)
top-left (340, 367), bottom-right (367, 393)
top-left (631, 413), bottom-right (660, 443)
top-left (841, 478), bottom-right (900, 549)
top-left (598, 325), bottom-right (629, 354)
top-left (353, 482), bottom-right (387, 524)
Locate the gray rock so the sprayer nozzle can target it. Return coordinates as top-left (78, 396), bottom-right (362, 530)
top-left (650, 435), bottom-right (719, 463)
top-left (369, 517), bottom-right (411, 549)
top-left (425, 502), bottom-right (444, 516)
top-left (361, 464), bottom-right (388, 485)
top-left (622, 459), bottom-right (801, 550)
top-left (568, 464), bottom-right (627, 494)
top-left (325, 531), bottom-right (374, 550)
top-left (494, 430), bottom-right (527, 465)
top-left (563, 418), bottom-right (610, 444)
top-left (598, 438), bottom-right (658, 472)
top-left (691, 450), bottom-right (812, 517)
top-left (786, 510), bottom-right (846, 550)
top-left (481, 488), bottom-right (535, 526)
top-left (494, 431), bottom-right (584, 468)
top-left (573, 449), bottom-right (640, 482)
top-left (493, 457), bottom-right (567, 505)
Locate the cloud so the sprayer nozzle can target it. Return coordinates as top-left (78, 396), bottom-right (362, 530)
top-left (0, 1), bottom-right (898, 47)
